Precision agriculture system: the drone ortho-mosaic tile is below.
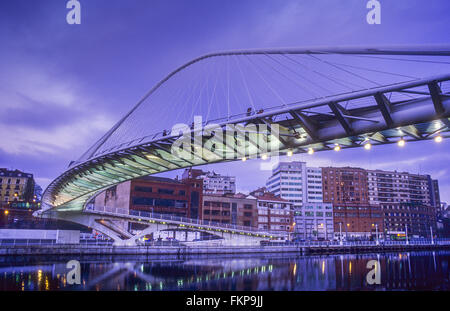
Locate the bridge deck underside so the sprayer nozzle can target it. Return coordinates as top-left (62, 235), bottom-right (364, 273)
top-left (42, 76), bottom-right (450, 213)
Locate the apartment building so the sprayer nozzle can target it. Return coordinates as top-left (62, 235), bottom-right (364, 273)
top-left (253, 192), bottom-right (293, 234)
top-left (182, 168), bottom-right (236, 194)
top-left (367, 170), bottom-right (438, 238)
top-left (322, 167), bottom-right (383, 239)
top-left (265, 161), bottom-right (333, 239)
top-left (94, 176), bottom-right (203, 218)
top-left (301, 202), bottom-right (334, 240)
top-left (0, 168), bottom-right (35, 205)
top-left (202, 193), bottom-right (258, 227)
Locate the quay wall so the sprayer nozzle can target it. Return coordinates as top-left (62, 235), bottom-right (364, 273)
top-left (0, 243), bottom-right (449, 256)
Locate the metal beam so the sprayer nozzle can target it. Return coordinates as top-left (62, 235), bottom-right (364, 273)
top-left (328, 102), bottom-right (353, 135)
top-left (289, 110), bottom-right (319, 140)
top-left (374, 93), bottom-right (394, 127)
top-left (259, 118), bottom-right (290, 147)
top-left (428, 82), bottom-right (445, 115)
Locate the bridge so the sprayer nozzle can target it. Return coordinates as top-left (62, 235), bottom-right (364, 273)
top-left (40, 206), bottom-right (282, 246)
top-left (35, 46), bottom-right (450, 245)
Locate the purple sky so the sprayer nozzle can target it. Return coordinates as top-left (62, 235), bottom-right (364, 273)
top-left (0, 0), bottom-right (449, 202)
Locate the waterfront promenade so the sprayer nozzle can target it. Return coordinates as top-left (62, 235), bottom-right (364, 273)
top-left (1, 240), bottom-right (449, 256)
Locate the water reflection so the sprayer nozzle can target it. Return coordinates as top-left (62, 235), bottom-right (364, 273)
top-left (0, 251), bottom-right (448, 291)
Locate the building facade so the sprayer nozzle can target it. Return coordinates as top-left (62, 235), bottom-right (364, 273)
top-left (265, 161), bottom-right (333, 239)
top-left (202, 193), bottom-right (257, 227)
top-left (301, 202), bottom-right (334, 240)
top-left (182, 168), bottom-right (236, 195)
top-left (0, 168), bottom-right (35, 206)
top-left (367, 169), bottom-right (439, 238)
top-left (322, 167), bottom-right (383, 239)
top-left (253, 192), bottom-right (294, 234)
top-left (94, 176), bottom-right (203, 219)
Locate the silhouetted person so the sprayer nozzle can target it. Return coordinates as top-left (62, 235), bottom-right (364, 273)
top-left (246, 107), bottom-right (252, 116)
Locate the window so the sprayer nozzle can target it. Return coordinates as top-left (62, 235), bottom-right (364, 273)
top-left (135, 186), bottom-right (152, 193)
top-left (132, 197), bottom-right (154, 206)
top-left (158, 188), bottom-right (174, 195)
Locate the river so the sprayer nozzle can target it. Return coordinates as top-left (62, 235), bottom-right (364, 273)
top-left (0, 250), bottom-right (448, 290)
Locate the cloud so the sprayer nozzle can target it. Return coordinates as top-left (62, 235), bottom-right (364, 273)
top-left (0, 63), bottom-right (115, 157)
top-left (0, 115), bottom-right (112, 156)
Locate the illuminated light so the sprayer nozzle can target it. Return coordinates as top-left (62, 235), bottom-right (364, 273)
top-left (308, 148), bottom-right (314, 155)
top-left (14, 193), bottom-right (18, 197)
top-left (434, 135), bottom-right (443, 143)
top-left (241, 157), bottom-right (247, 162)
top-left (398, 138), bottom-right (406, 147)
top-left (334, 145), bottom-right (341, 152)
top-left (287, 150), bottom-right (293, 157)
top-left (261, 154), bottom-right (268, 160)
top-left (364, 143), bottom-right (372, 150)
top-left (4, 210), bottom-right (9, 215)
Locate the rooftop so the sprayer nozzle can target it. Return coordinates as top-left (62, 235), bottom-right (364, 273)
top-left (255, 193), bottom-right (290, 203)
top-left (136, 175), bottom-right (182, 184)
top-left (0, 168), bottom-right (33, 179)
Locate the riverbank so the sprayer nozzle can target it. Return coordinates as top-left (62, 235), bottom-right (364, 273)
top-left (1, 243), bottom-right (449, 256)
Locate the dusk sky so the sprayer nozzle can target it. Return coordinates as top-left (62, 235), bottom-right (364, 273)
top-left (0, 0), bottom-right (449, 202)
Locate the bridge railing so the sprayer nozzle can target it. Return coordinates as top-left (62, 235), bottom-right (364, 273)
top-left (267, 239), bottom-right (450, 247)
top-left (86, 205), bottom-right (284, 237)
top-left (0, 239), bottom-right (57, 246)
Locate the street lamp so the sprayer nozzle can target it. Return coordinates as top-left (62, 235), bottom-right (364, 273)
top-left (372, 223), bottom-right (379, 245)
top-left (430, 226), bottom-right (434, 245)
top-left (320, 223), bottom-right (326, 241)
top-left (346, 223), bottom-right (350, 241)
top-left (405, 224), bottom-right (409, 245)
top-left (289, 222), bottom-right (296, 241)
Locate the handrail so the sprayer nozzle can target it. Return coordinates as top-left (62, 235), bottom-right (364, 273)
top-left (83, 206), bottom-right (284, 237)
